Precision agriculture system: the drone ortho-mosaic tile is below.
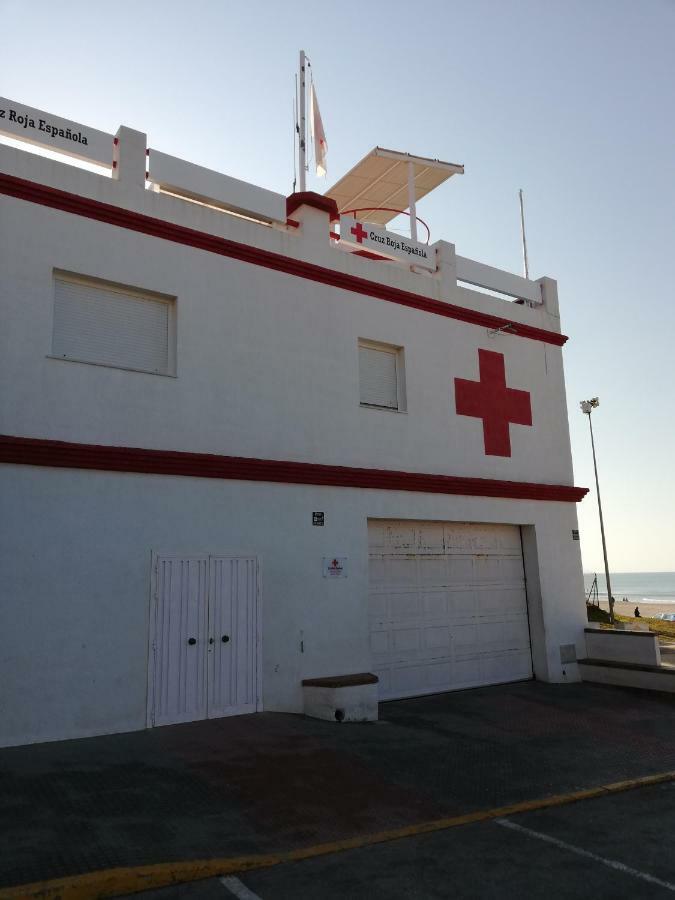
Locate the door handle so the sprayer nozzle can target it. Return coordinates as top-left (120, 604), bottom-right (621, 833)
top-left (222, 635), bottom-right (230, 643)
top-left (188, 637), bottom-right (196, 645)
top-left (209, 637), bottom-right (214, 645)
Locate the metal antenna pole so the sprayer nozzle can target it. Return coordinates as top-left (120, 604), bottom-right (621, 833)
top-left (519, 189), bottom-right (530, 280)
top-left (407, 161), bottom-right (418, 242)
top-left (299, 50), bottom-right (307, 192)
top-left (588, 412), bottom-right (614, 624)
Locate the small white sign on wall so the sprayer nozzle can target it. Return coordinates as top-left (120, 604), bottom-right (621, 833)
top-left (323, 557), bottom-right (348, 578)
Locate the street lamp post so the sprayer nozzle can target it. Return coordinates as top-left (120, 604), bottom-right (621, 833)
top-left (580, 398), bottom-right (614, 624)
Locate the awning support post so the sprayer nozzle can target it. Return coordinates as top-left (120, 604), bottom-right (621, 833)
top-left (407, 160), bottom-right (418, 242)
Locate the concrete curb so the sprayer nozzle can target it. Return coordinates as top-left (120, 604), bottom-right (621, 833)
top-left (3, 769), bottom-right (675, 900)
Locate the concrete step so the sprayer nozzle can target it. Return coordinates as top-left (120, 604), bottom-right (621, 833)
top-left (579, 658), bottom-right (675, 694)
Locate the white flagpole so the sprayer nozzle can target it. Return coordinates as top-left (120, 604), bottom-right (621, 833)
top-left (299, 50), bottom-right (307, 192)
top-left (519, 188), bottom-right (530, 279)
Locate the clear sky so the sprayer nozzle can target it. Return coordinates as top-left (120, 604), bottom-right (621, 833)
top-left (2, 0), bottom-right (674, 573)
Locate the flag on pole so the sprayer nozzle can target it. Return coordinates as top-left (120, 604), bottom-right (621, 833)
top-left (310, 82), bottom-right (327, 177)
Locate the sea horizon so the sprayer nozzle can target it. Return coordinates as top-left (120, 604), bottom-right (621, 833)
top-left (583, 571), bottom-right (675, 604)
top-left (583, 570), bottom-right (675, 576)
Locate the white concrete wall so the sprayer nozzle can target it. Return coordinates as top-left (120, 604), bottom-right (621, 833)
top-left (0, 463), bottom-right (587, 747)
top-left (0, 138), bottom-right (588, 748)
top-left (585, 629), bottom-right (661, 666)
top-left (0, 143), bottom-right (574, 487)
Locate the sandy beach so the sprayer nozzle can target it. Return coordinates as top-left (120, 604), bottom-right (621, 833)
top-left (597, 600), bottom-right (675, 619)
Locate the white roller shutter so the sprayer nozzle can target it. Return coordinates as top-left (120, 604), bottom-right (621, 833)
top-left (359, 344), bottom-right (398, 409)
top-left (53, 276), bottom-right (171, 374)
top-left (369, 520), bottom-right (533, 700)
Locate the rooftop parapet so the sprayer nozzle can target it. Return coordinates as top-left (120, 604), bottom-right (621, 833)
top-left (1, 96), bottom-right (559, 321)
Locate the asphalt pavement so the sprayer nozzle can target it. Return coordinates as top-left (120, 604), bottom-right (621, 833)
top-left (2, 680), bottom-right (675, 898)
top-left (120, 781), bottom-right (675, 899)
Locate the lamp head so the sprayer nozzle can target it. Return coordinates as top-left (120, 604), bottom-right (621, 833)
top-left (580, 397), bottom-right (600, 415)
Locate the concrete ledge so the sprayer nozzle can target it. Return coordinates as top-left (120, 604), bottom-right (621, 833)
top-left (584, 627), bottom-right (657, 638)
top-left (148, 149), bottom-right (286, 223)
top-left (584, 628), bottom-right (661, 666)
top-left (579, 658), bottom-right (675, 694)
top-left (302, 673), bottom-right (379, 722)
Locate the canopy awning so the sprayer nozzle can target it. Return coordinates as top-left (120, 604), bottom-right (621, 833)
top-left (324, 147), bottom-right (464, 226)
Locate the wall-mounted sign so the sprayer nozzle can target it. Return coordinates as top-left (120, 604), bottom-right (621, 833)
top-left (312, 512), bottom-right (324, 526)
top-left (339, 216), bottom-right (436, 272)
top-left (0, 97), bottom-right (114, 167)
top-left (572, 530), bottom-right (580, 541)
top-left (323, 557), bottom-right (347, 578)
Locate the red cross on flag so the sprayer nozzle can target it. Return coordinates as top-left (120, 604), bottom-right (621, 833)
top-left (310, 83), bottom-right (327, 177)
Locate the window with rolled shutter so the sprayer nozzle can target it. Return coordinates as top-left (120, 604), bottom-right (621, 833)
top-left (358, 342), bottom-right (401, 409)
top-left (52, 274), bottom-right (174, 375)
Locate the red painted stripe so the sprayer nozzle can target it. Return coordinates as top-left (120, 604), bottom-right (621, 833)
top-left (353, 249), bottom-right (393, 262)
top-left (287, 191), bottom-right (339, 222)
top-left (0, 174), bottom-right (567, 347)
top-left (0, 436), bottom-right (588, 503)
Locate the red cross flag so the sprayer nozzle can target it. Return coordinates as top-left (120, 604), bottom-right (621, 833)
top-left (310, 83), bottom-right (327, 177)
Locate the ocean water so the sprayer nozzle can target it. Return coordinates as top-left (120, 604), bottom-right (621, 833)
top-left (583, 571), bottom-right (675, 604)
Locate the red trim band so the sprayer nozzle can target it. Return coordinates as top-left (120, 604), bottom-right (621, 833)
top-left (354, 249), bottom-right (393, 262)
top-left (0, 174), bottom-right (567, 347)
top-left (0, 436), bottom-right (588, 503)
top-left (286, 191), bottom-right (340, 222)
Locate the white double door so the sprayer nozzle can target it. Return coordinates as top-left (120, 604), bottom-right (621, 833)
top-left (149, 555), bottom-right (259, 727)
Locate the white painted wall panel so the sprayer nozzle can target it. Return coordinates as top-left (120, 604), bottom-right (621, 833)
top-left (456, 255), bottom-right (542, 304)
top-left (0, 144), bottom-right (587, 749)
top-left (147, 149), bottom-right (286, 223)
top-left (0, 465), bottom-right (586, 748)
top-left (0, 181), bottom-right (575, 487)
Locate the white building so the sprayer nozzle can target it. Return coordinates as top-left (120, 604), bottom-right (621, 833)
top-left (0, 99), bottom-right (588, 748)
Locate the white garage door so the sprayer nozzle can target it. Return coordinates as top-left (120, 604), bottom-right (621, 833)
top-left (368, 520), bottom-right (533, 700)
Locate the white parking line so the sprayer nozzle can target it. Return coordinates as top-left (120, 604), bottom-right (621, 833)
top-left (496, 818), bottom-right (675, 892)
top-left (220, 875), bottom-right (264, 899)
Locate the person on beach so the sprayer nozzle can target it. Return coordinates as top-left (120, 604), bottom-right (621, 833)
top-left (634, 606), bottom-right (641, 618)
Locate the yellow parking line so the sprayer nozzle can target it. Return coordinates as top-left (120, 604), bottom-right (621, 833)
top-left (3, 769), bottom-right (675, 900)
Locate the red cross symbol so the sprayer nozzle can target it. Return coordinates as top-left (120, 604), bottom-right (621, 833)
top-left (350, 222), bottom-right (369, 244)
top-left (454, 349), bottom-right (532, 457)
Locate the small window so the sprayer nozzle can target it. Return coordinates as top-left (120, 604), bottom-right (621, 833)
top-left (358, 340), bottom-right (405, 411)
top-left (52, 273), bottom-right (175, 375)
